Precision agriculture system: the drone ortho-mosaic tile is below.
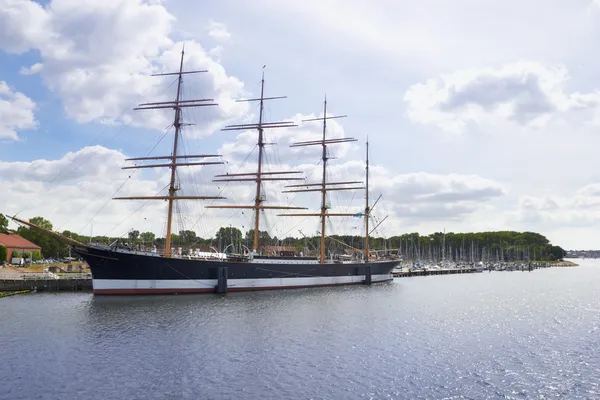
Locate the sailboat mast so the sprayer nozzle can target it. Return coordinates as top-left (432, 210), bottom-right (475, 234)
top-left (164, 49), bottom-right (186, 258)
top-left (365, 140), bottom-right (370, 262)
top-left (280, 100), bottom-right (360, 263)
top-left (206, 72), bottom-right (306, 253)
top-left (114, 45), bottom-right (224, 258)
top-left (253, 75), bottom-right (266, 251)
top-left (319, 98), bottom-right (328, 264)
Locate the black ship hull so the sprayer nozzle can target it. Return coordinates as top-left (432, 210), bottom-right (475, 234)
top-left (74, 245), bottom-right (399, 295)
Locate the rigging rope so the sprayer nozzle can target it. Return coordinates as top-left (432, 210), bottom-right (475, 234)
top-left (76, 127), bottom-right (172, 236)
top-left (16, 78), bottom-right (175, 220)
top-left (103, 182), bottom-right (171, 238)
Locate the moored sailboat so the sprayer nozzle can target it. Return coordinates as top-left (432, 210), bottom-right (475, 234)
top-left (9, 48), bottom-right (400, 295)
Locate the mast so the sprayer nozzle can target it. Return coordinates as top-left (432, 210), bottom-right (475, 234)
top-left (365, 140), bottom-right (370, 262)
top-left (206, 71), bottom-right (307, 253)
top-left (279, 97), bottom-right (362, 264)
top-left (319, 99), bottom-right (328, 264)
top-left (252, 75), bottom-right (267, 251)
top-left (165, 50), bottom-right (185, 257)
top-left (114, 47), bottom-right (225, 258)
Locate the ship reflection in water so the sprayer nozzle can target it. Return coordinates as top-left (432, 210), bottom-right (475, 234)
top-left (1, 260), bottom-right (599, 399)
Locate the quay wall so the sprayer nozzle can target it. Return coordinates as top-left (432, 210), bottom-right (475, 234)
top-left (0, 279), bottom-right (92, 292)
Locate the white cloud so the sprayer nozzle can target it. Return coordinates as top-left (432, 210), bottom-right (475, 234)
top-left (207, 20), bottom-right (231, 42)
top-left (498, 182), bottom-right (600, 248)
top-left (19, 63), bottom-right (43, 75)
top-left (369, 169), bottom-right (506, 223)
top-left (219, 112), bottom-right (356, 167)
top-left (208, 46), bottom-right (224, 62)
top-left (0, 146), bottom-right (125, 183)
top-left (0, 81), bottom-right (37, 141)
top-left (1, 139), bottom-right (508, 243)
top-left (0, 145), bottom-right (273, 240)
top-left (0, 0), bottom-right (247, 136)
top-left (213, 120), bottom-right (507, 238)
top-left (1, 146), bottom-right (173, 237)
top-left (404, 61), bottom-right (600, 133)
top-left (0, 0), bottom-right (50, 53)
top-left (6, 0), bottom-right (599, 250)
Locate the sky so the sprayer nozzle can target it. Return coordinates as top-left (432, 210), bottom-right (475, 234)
top-left (2, 0), bottom-right (600, 249)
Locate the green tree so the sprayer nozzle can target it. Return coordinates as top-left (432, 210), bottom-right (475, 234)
top-left (128, 230), bottom-right (140, 244)
top-left (0, 213), bottom-right (8, 233)
top-left (30, 217), bottom-right (52, 230)
top-left (244, 229), bottom-right (272, 251)
top-left (17, 217), bottom-right (66, 258)
top-left (217, 227), bottom-right (243, 251)
top-left (0, 245), bottom-right (6, 262)
top-left (155, 237), bottom-right (166, 248)
top-left (178, 230), bottom-right (197, 245)
top-left (140, 232), bottom-right (156, 245)
top-left (549, 245), bottom-right (565, 261)
top-left (245, 229), bottom-right (271, 242)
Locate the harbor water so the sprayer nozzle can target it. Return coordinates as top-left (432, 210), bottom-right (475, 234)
top-left (1, 260), bottom-right (599, 399)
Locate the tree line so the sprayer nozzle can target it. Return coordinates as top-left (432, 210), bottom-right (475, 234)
top-left (0, 213), bottom-right (565, 261)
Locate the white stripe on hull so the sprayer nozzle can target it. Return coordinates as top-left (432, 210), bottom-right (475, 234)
top-left (93, 274), bottom-right (392, 293)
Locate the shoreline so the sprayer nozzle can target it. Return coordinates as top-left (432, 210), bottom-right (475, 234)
top-left (551, 260), bottom-right (579, 267)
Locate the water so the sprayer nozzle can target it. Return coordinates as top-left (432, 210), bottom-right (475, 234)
top-left (1, 261), bottom-right (599, 399)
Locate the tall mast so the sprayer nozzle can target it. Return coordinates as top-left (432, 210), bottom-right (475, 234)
top-left (206, 70), bottom-right (307, 253)
top-left (164, 49), bottom-right (185, 257)
top-left (114, 46), bottom-right (225, 258)
top-left (319, 98), bottom-right (328, 264)
top-left (253, 74), bottom-right (266, 251)
top-left (365, 140), bottom-right (370, 262)
top-left (279, 97), bottom-right (362, 264)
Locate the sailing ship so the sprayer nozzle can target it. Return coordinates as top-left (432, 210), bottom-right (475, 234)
top-left (11, 49), bottom-right (400, 295)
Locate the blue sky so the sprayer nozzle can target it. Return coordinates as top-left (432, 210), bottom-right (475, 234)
top-left (3, 0), bottom-right (600, 248)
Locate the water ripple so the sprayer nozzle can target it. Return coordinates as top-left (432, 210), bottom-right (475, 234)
top-left (1, 262), bottom-right (600, 399)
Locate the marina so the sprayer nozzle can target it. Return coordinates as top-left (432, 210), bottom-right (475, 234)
top-left (391, 260), bottom-right (574, 277)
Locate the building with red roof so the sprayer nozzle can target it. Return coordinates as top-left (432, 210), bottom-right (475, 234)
top-left (0, 231), bottom-right (41, 262)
